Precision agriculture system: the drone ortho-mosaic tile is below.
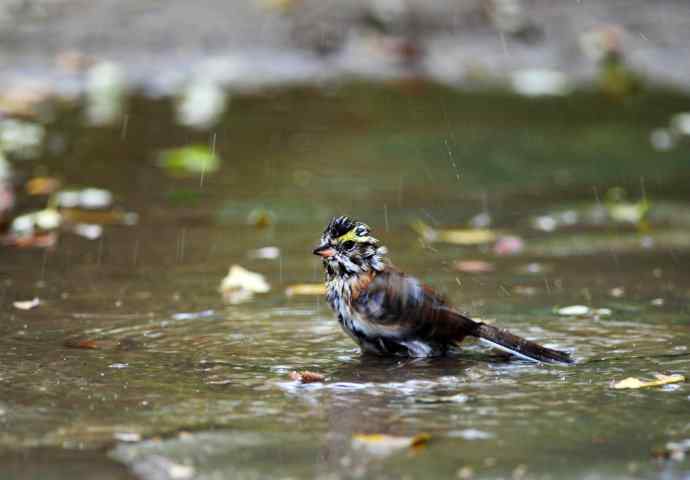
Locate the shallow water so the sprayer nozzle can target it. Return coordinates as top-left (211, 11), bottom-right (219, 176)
top-left (1, 84), bottom-right (689, 479)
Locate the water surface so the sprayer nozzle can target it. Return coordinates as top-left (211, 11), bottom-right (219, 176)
top-left (1, 84), bottom-right (689, 479)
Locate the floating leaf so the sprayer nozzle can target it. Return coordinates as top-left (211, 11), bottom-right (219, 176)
top-left (73, 223), bottom-right (103, 240)
top-left (411, 220), bottom-right (496, 245)
top-left (288, 371), bottom-right (325, 383)
top-left (247, 208), bottom-right (274, 228)
top-left (248, 246), bottom-right (281, 260)
top-left (556, 305), bottom-right (590, 316)
top-left (158, 145), bottom-right (220, 176)
top-left (219, 265), bottom-right (270, 304)
top-left (493, 235), bottom-right (524, 255)
top-left (13, 297), bottom-right (40, 310)
top-left (26, 177), bottom-right (61, 195)
top-left (60, 208), bottom-right (138, 226)
top-left (555, 305), bottom-right (611, 317)
top-left (3, 231), bottom-right (58, 248)
top-left (10, 209), bottom-right (62, 236)
top-left (454, 260), bottom-right (494, 273)
top-left (611, 373), bottom-right (685, 390)
top-left (352, 433), bottom-right (431, 456)
top-left (285, 283), bottom-right (326, 297)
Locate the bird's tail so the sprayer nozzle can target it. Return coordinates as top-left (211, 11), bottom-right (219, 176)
top-left (470, 321), bottom-right (572, 364)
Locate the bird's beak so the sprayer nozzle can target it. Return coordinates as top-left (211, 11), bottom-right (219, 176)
top-left (313, 244), bottom-right (335, 258)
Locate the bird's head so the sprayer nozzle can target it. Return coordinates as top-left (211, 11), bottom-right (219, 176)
top-left (313, 216), bottom-right (388, 277)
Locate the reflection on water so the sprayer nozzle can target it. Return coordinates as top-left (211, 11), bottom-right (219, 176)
top-left (0, 84), bottom-right (689, 479)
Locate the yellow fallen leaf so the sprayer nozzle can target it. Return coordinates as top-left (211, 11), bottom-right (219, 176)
top-left (611, 373), bottom-right (685, 389)
top-left (352, 433), bottom-right (430, 456)
top-left (285, 283), bottom-right (326, 297)
top-left (26, 177), bottom-right (61, 195)
top-left (411, 220), bottom-right (496, 245)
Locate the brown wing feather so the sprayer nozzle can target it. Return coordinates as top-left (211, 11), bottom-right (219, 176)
top-left (352, 268), bottom-right (572, 364)
top-left (351, 269), bottom-right (476, 341)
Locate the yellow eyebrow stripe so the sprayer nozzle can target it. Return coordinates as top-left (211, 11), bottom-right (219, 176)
top-left (336, 229), bottom-right (360, 243)
top-left (336, 229), bottom-right (374, 244)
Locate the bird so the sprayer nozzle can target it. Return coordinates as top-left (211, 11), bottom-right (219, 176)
top-left (313, 216), bottom-right (572, 364)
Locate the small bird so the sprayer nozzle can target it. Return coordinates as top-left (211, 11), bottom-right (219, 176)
top-left (313, 216), bottom-right (572, 364)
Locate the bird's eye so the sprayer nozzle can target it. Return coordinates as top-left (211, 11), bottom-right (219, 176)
top-left (342, 240), bottom-right (355, 250)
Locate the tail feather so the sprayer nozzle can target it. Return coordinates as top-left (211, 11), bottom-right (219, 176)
top-left (471, 322), bottom-right (573, 364)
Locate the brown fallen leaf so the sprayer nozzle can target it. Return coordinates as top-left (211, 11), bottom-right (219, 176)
top-left (288, 370), bottom-right (325, 383)
top-left (352, 433), bottom-right (431, 456)
top-left (13, 297), bottom-right (40, 310)
top-left (285, 283), bottom-right (326, 297)
top-left (611, 373), bottom-right (685, 389)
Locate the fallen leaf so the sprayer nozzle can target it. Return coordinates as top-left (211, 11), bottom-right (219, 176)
top-left (26, 177), bottom-right (61, 195)
top-left (556, 305), bottom-right (591, 316)
top-left (60, 208), bottom-right (138, 226)
top-left (73, 223), bottom-right (103, 240)
top-left (3, 231), bottom-right (58, 248)
top-left (555, 305), bottom-right (612, 317)
top-left (611, 373), bottom-right (685, 389)
top-left (454, 260), bottom-right (494, 273)
top-left (411, 220), bottom-right (496, 245)
top-left (219, 265), bottom-right (270, 304)
top-left (13, 297), bottom-right (40, 310)
top-left (493, 235), bottom-right (524, 255)
top-left (352, 433), bottom-right (431, 456)
top-left (10, 208), bottom-right (61, 236)
top-left (158, 145), bottom-right (220, 176)
top-left (288, 371), bottom-right (325, 383)
top-left (247, 208), bottom-right (274, 228)
top-left (285, 283), bottom-right (326, 297)
top-left (248, 246), bottom-right (280, 259)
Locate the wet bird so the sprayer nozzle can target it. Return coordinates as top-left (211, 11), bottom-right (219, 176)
top-left (313, 216), bottom-right (572, 364)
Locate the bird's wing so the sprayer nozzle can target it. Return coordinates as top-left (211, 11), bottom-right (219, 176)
top-left (351, 269), bottom-right (478, 341)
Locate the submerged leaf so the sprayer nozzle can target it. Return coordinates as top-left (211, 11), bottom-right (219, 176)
top-left (285, 284), bottom-right (326, 297)
top-left (158, 145), bottom-right (220, 176)
top-left (611, 373), bottom-right (685, 389)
